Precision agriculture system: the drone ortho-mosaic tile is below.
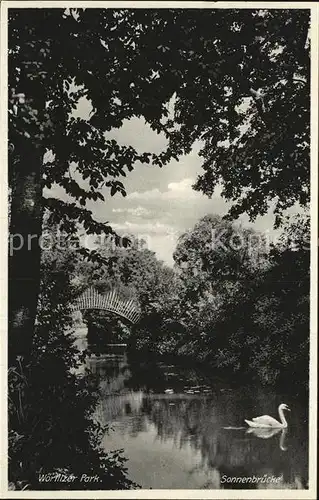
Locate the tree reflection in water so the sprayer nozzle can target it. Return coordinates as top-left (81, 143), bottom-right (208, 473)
top-left (92, 359), bottom-right (308, 490)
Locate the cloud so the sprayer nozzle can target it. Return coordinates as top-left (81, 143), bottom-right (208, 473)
top-left (111, 220), bottom-right (179, 237)
top-left (122, 178), bottom-right (228, 233)
top-left (106, 178), bottom-right (228, 266)
top-left (110, 221), bottom-right (179, 266)
top-left (112, 206), bottom-right (152, 217)
top-left (127, 178), bottom-right (203, 202)
top-left (167, 178), bottom-right (194, 192)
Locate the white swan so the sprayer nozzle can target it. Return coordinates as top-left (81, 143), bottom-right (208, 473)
top-left (245, 403), bottom-right (290, 428)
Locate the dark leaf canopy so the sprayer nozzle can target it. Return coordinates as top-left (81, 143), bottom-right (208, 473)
top-left (9, 8), bottom-right (310, 229)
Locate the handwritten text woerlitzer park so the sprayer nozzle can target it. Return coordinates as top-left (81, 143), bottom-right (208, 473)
top-left (38, 472), bottom-right (100, 484)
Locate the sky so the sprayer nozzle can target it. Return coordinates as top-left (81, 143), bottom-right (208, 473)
top-left (44, 97), bottom-right (300, 266)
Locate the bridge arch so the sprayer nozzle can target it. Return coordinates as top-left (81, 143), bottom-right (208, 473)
top-left (71, 286), bottom-right (141, 324)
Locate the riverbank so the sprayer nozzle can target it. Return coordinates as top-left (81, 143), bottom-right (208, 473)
top-left (126, 349), bottom-right (309, 400)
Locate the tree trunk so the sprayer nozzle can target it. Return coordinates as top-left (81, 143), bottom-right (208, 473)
top-left (8, 137), bottom-right (44, 365)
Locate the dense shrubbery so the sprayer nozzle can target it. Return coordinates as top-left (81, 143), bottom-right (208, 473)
top-left (8, 257), bottom-right (138, 490)
top-left (129, 215), bottom-right (309, 393)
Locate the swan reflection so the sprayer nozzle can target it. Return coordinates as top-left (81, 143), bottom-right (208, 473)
top-left (246, 427), bottom-right (288, 451)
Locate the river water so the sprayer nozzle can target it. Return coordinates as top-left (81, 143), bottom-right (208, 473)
top-left (87, 353), bottom-right (308, 490)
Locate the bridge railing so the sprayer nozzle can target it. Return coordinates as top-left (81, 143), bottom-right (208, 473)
top-left (70, 287), bottom-right (141, 324)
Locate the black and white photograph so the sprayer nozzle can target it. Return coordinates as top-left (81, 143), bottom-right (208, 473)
top-left (1, 1), bottom-right (317, 497)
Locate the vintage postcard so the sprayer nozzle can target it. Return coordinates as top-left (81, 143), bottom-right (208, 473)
top-left (0, 1), bottom-right (317, 499)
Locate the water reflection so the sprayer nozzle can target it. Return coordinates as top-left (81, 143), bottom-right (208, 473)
top-left (246, 427), bottom-right (288, 451)
top-left (89, 356), bottom-right (308, 490)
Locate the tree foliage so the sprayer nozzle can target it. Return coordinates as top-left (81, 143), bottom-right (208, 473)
top-left (8, 8), bottom-right (310, 358)
top-left (148, 9), bottom-right (310, 224)
top-left (9, 9), bottom-right (162, 236)
top-left (9, 8), bottom-right (310, 229)
top-left (7, 7), bottom-right (310, 489)
top-left (8, 242), bottom-right (137, 490)
top-left (121, 214), bottom-right (309, 391)
top-left (66, 212), bottom-right (309, 392)
top-left (69, 236), bottom-right (178, 349)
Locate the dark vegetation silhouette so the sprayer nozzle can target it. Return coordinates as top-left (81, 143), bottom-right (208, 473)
top-left (8, 8), bottom-right (309, 490)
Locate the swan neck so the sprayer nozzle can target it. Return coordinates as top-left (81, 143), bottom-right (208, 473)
top-left (278, 407), bottom-right (288, 427)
